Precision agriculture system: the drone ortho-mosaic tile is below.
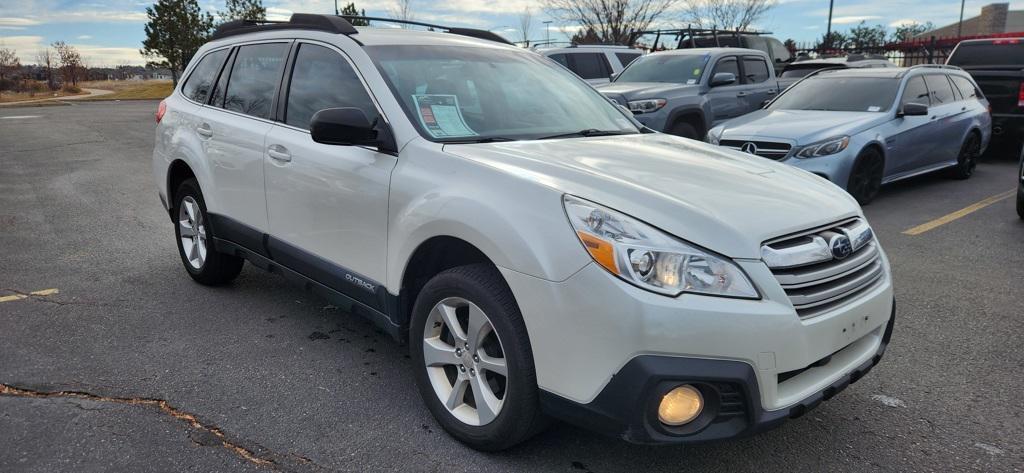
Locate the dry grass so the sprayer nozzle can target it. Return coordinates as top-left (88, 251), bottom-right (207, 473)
top-left (80, 80), bottom-right (174, 100)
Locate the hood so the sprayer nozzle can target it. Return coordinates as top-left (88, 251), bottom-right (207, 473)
top-left (596, 82), bottom-right (700, 101)
top-left (716, 109), bottom-right (888, 144)
top-left (443, 134), bottom-right (860, 260)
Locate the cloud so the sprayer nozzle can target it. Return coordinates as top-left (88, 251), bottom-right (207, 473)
top-left (77, 35), bottom-right (93, 40)
top-left (830, 15), bottom-right (883, 25)
top-left (888, 18), bottom-right (921, 28)
top-left (0, 17), bottom-right (42, 27)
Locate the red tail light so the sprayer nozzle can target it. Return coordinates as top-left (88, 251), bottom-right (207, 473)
top-left (154, 99), bottom-right (166, 122)
top-left (1018, 83), bottom-right (1024, 108)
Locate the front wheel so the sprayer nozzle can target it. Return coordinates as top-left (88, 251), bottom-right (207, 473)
top-left (949, 133), bottom-right (980, 180)
top-left (847, 148), bottom-right (884, 205)
top-left (668, 121), bottom-right (699, 140)
top-left (410, 264), bottom-right (546, 451)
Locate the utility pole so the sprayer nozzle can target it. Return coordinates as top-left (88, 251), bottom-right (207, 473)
top-left (544, 20), bottom-right (552, 45)
top-left (957, 0), bottom-right (966, 37)
top-left (334, 0), bottom-right (339, 15)
top-left (825, 0), bottom-right (834, 50)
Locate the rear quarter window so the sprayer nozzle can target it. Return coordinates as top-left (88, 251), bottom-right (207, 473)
top-left (615, 52), bottom-right (641, 68)
top-left (951, 75), bottom-right (981, 99)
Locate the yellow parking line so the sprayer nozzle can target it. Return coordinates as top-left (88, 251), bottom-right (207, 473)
top-left (903, 190), bottom-right (1016, 236)
top-left (0, 288), bottom-right (59, 303)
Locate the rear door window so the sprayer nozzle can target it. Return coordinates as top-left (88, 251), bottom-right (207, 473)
top-left (284, 43), bottom-right (379, 130)
top-left (924, 74), bottom-right (955, 105)
top-left (951, 75), bottom-right (980, 100)
top-left (182, 48), bottom-right (229, 104)
top-left (547, 53), bottom-right (569, 68)
top-left (569, 53), bottom-right (611, 80)
top-left (221, 42), bottom-right (289, 119)
top-left (901, 76), bottom-right (931, 107)
top-left (742, 56), bottom-right (771, 83)
top-left (615, 52), bottom-right (641, 68)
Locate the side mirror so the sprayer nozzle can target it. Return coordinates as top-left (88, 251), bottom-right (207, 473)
top-left (710, 72), bottom-right (737, 87)
top-left (898, 102), bottom-right (928, 117)
top-left (310, 107), bottom-right (397, 153)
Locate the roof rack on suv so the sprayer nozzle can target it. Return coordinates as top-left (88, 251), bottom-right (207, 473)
top-left (338, 15), bottom-right (513, 45)
top-left (210, 13), bottom-right (513, 46)
top-left (628, 26), bottom-right (772, 49)
top-left (903, 64), bottom-right (963, 75)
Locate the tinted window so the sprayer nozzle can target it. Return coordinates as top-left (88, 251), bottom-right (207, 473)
top-left (951, 75), bottom-right (979, 100)
top-left (210, 49), bottom-right (235, 107)
top-left (182, 49), bottom-right (228, 104)
top-left (615, 53), bottom-right (709, 83)
top-left (901, 76), bottom-right (930, 107)
top-left (768, 37), bottom-right (792, 62)
top-left (615, 52), bottom-right (641, 68)
top-left (924, 74), bottom-right (955, 105)
top-left (947, 41), bottom-right (1024, 67)
top-left (285, 44), bottom-right (379, 130)
top-left (742, 57), bottom-right (771, 83)
top-left (548, 53), bottom-right (569, 67)
top-left (571, 53), bottom-right (610, 79)
top-left (769, 76), bottom-right (899, 112)
top-left (712, 57), bottom-right (739, 79)
top-left (222, 43), bottom-right (288, 119)
top-left (947, 75), bottom-right (963, 100)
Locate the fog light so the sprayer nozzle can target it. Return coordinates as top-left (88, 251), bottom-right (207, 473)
top-left (658, 385), bottom-right (703, 426)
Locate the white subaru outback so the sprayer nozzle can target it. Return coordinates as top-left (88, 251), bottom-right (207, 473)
top-left (152, 14), bottom-right (896, 450)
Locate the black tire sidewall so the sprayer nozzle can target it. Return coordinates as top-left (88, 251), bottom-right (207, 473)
top-left (847, 148), bottom-right (883, 205)
top-left (409, 264), bottom-right (542, 451)
top-left (669, 121), bottom-right (699, 140)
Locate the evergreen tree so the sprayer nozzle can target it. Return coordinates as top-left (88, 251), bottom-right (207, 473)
top-left (222, 0), bottom-right (266, 22)
top-left (141, 0), bottom-right (215, 85)
top-left (341, 3), bottom-right (369, 26)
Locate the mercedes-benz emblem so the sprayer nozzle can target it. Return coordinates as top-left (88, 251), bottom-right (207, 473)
top-left (829, 234), bottom-right (854, 260)
top-left (740, 142), bottom-right (758, 155)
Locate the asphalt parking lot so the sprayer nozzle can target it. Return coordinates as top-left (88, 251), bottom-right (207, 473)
top-left (1, 100), bottom-right (1022, 472)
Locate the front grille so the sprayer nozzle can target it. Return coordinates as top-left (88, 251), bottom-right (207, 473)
top-left (762, 219), bottom-right (883, 318)
top-left (720, 139), bottom-right (792, 160)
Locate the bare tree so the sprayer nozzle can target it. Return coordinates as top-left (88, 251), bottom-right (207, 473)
top-left (0, 47), bottom-right (20, 88)
top-left (36, 48), bottom-right (57, 91)
top-left (52, 41), bottom-right (84, 88)
top-left (681, 0), bottom-right (775, 31)
top-left (388, 0), bottom-right (414, 26)
top-left (542, 0), bottom-right (679, 45)
top-left (518, 7), bottom-right (534, 45)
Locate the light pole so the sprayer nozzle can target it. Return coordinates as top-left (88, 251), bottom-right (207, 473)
top-left (825, 0), bottom-right (834, 50)
top-left (543, 20), bottom-right (552, 45)
top-left (334, 0), bottom-right (338, 15)
top-left (957, 0), bottom-right (966, 37)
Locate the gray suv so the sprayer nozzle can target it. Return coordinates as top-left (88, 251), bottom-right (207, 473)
top-left (596, 48), bottom-right (779, 139)
top-left (708, 65), bottom-right (991, 204)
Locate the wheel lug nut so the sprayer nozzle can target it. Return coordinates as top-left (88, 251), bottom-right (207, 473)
top-left (459, 365), bottom-right (466, 372)
top-left (473, 355), bottom-right (480, 362)
top-left (469, 368), bottom-right (476, 376)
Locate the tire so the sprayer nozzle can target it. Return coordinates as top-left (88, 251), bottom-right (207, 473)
top-left (409, 264), bottom-right (546, 451)
top-left (668, 121), bottom-right (699, 140)
top-left (948, 133), bottom-right (980, 180)
top-left (846, 148), bottom-right (884, 205)
top-left (173, 178), bottom-right (244, 285)
top-left (1017, 160), bottom-right (1024, 220)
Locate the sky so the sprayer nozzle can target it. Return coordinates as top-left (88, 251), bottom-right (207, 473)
top-left (1, 0), bottom-right (1023, 66)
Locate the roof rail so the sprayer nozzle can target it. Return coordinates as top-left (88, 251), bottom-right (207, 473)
top-left (211, 13), bottom-right (357, 40)
top-left (905, 64), bottom-right (963, 72)
top-left (338, 16), bottom-right (513, 45)
top-left (628, 26), bottom-right (772, 49)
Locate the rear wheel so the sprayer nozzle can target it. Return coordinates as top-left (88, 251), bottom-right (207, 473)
top-left (174, 179), bottom-right (244, 285)
top-left (846, 148), bottom-right (884, 205)
top-left (668, 120), bottom-right (699, 140)
top-left (948, 133), bottom-right (980, 180)
top-left (1017, 159), bottom-right (1024, 220)
top-left (410, 264), bottom-right (546, 451)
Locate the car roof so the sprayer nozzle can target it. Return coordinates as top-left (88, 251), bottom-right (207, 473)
top-left (649, 47), bottom-right (764, 57)
top-left (350, 26), bottom-right (516, 48)
top-left (539, 46), bottom-right (644, 54)
top-left (811, 68), bottom-right (905, 79)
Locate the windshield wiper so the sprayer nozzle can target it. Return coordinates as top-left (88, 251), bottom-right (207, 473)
top-left (444, 136), bottom-right (518, 144)
top-left (537, 129), bottom-right (635, 140)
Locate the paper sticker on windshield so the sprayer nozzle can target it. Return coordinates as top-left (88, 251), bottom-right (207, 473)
top-left (867, 105), bottom-right (881, 112)
top-left (692, 68), bottom-right (702, 76)
top-left (412, 94), bottom-right (477, 138)
top-left (686, 79), bottom-right (697, 85)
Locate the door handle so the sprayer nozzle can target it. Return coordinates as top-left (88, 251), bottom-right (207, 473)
top-left (197, 123), bottom-right (213, 138)
top-left (267, 145), bottom-right (292, 163)
top-left (767, 90), bottom-right (778, 95)
top-left (736, 92), bottom-right (749, 97)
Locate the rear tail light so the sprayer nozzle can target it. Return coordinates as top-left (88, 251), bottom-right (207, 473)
top-left (1018, 83), bottom-right (1024, 108)
top-left (154, 99), bottom-right (166, 122)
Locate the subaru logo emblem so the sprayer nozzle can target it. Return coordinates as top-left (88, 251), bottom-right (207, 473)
top-left (740, 142), bottom-right (758, 155)
top-left (829, 234), bottom-right (854, 259)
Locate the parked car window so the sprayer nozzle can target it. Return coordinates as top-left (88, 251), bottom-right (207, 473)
top-left (548, 54), bottom-right (569, 68)
top-left (210, 49), bottom-right (236, 107)
top-left (769, 76), bottom-right (899, 112)
top-left (182, 48), bottom-right (229, 104)
top-left (742, 57), bottom-right (771, 83)
top-left (924, 74), bottom-right (955, 105)
top-left (222, 42), bottom-right (289, 119)
top-left (285, 43), bottom-right (380, 131)
top-left (947, 75), bottom-right (963, 101)
top-left (947, 41), bottom-right (1024, 67)
top-left (951, 75), bottom-right (979, 100)
top-left (366, 45), bottom-right (638, 142)
top-left (712, 56), bottom-right (739, 79)
top-left (615, 53), bottom-right (709, 84)
top-left (779, 64), bottom-right (836, 78)
top-left (767, 37), bottom-right (792, 63)
top-left (901, 76), bottom-right (931, 108)
top-left (570, 53), bottom-right (611, 80)
top-left (615, 52), bottom-right (641, 68)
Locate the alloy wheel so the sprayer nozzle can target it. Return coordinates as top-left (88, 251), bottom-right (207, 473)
top-left (423, 297), bottom-right (508, 426)
top-left (178, 196), bottom-right (207, 269)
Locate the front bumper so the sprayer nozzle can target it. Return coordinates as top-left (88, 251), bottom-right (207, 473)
top-left (540, 302), bottom-right (895, 444)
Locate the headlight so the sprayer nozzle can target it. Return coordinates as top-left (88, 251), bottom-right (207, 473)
top-left (563, 195), bottom-right (759, 299)
top-left (628, 98), bottom-right (667, 114)
top-left (796, 136), bottom-right (850, 158)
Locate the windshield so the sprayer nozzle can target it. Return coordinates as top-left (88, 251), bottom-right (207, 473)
top-left (769, 76), bottom-right (899, 112)
top-left (614, 53), bottom-right (709, 84)
top-left (948, 41), bottom-right (1024, 67)
top-left (365, 45), bottom-right (639, 142)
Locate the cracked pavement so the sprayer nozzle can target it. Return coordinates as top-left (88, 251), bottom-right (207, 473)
top-left (1, 101), bottom-right (1023, 472)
